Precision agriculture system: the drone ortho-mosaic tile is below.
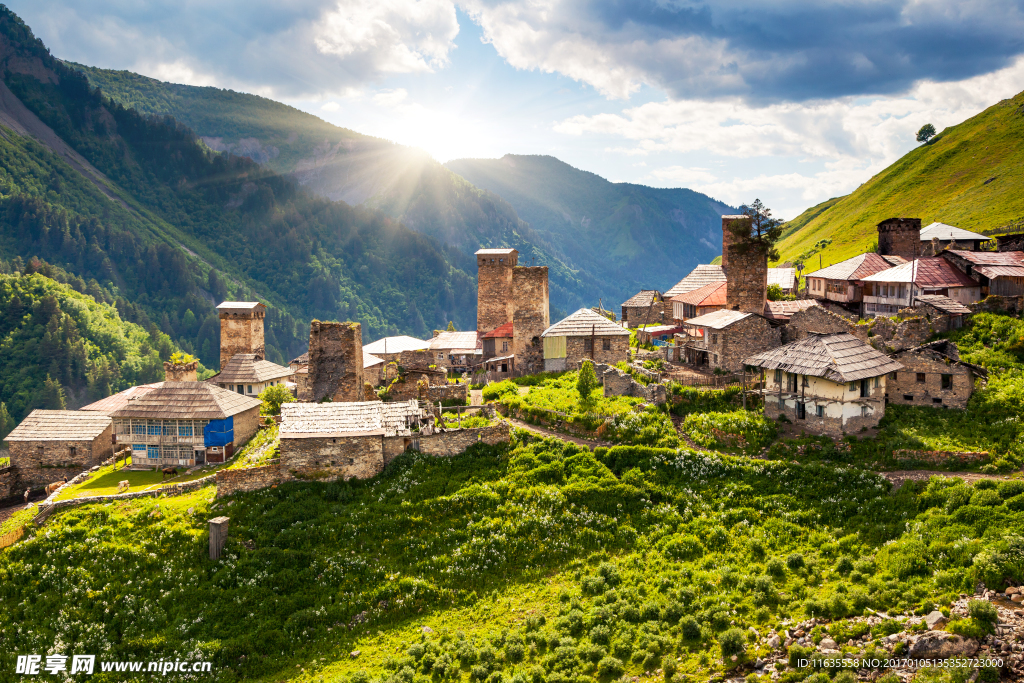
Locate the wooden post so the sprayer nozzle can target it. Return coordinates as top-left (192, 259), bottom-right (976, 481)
top-left (209, 516), bottom-right (229, 561)
top-left (742, 369), bottom-right (747, 410)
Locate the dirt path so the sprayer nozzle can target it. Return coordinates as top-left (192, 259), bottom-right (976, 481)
top-left (506, 418), bottom-right (607, 451)
top-left (881, 469), bottom-right (1012, 490)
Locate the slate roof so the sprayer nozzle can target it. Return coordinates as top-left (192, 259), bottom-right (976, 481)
top-left (80, 384), bottom-right (161, 414)
top-left (763, 299), bottom-right (819, 321)
top-left (664, 265), bottom-right (726, 298)
top-left (683, 309), bottom-right (754, 330)
top-left (860, 258), bottom-right (977, 287)
top-left (808, 253), bottom-right (906, 281)
top-left (5, 410), bottom-right (112, 442)
top-left (363, 335), bottom-right (430, 355)
top-left (767, 268), bottom-right (797, 290)
top-left (108, 382), bottom-right (261, 420)
top-left (290, 352), bottom-right (309, 366)
top-left (210, 354), bottom-right (293, 384)
top-left (672, 281), bottom-right (727, 307)
top-left (913, 294), bottom-right (972, 314)
top-left (920, 222), bottom-right (989, 242)
top-left (542, 308), bottom-right (631, 337)
top-left (481, 322), bottom-right (514, 339)
top-left (621, 290), bottom-right (662, 307)
top-left (429, 331), bottom-right (481, 351)
top-left (744, 333), bottom-right (903, 383)
top-left (279, 400), bottom-right (424, 438)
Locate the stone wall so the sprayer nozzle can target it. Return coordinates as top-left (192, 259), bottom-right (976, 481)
top-left (886, 353), bottom-right (975, 409)
top-left (0, 466), bottom-right (15, 500)
top-left (877, 217), bottom-right (922, 261)
top-left (416, 421), bottom-right (511, 456)
top-left (968, 294), bottom-right (1024, 315)
top-left (869, 315), bottom-right (931, 352)
top-left (216, 463), bottom-right (289, 497)
top-left (219, 308), bottom-right (265, 370)
top-left (622, 302), bottom-right (667, 328)
top-left (399, 349), bottom-right (442, 369)
top-left (233, 406), bottom-right (261, 448)
top-left (512, 266), bottom-right (549, 374)
top-left (9, 424), bottom-right (114, 488)
top-left (477, 254), bottom-right (516, 335)
top-left (565, 334), bottom-right (630, 368)
top-left (279, 434), bottom-right (384, 480)
top-left (893, 449), bottom-right (989, 465)
top-left (722, 215), bottom-right (768, 315)
top-left (163, 360), bottom-right (198, 382)
top-left (309, 320), bottom-right (365, 403)
top-left (708, 315), bottom-right (780, 372)
top-left (784, 306), bottom-right (860, 343)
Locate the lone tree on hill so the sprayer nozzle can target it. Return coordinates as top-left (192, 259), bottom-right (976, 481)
top-left (577, 360), bottom-right (599, 409)
top-left (917, 123), bottom-right (937, 143)
top-left (259, 384), bottom-right (296, 416)
top-left (726, 198), bottom-right (784, 262)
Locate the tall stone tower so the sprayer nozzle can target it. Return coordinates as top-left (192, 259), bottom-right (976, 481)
top-left (512, 266), bottom-right (549, 374)
top-left (877, 218), bottom-right (921, 261)
top-left (217, 302), bottom-right (266, 370)
top-left (308, 320), bottom-right (364, 403)
top-left (721, 215), bottom-right (768, 314)
top-left (476, 248), bottom-right (518, 335)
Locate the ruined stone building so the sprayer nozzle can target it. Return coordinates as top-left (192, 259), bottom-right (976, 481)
top-left (82, 381), bottom-right (261, 466)
top-left (541, 308), bottom-right (630, 371)
top-left (745, 333), bottom-right (903, 437)
top-left (5, 411), bottom-right (114, 488)
top-left (362, 335), bottom-right (430, 362)
top-left (886, 340), bottom-right (985, 410)
top-left (620, 290), bottom-right (666, 328)
top-left (806, 253), bottom-right (906, 311)
top-left (763, 300), bottom-right (820, 329)
top-left (680, 309), bottom-right (779, 372)
top-left (910, 294), bottom-right (972, 332)
top-left (859, 258), bottom-right (981, 316)
top-left (475, 248), bottom-right (550, 375)
top-left (308, 320), bottom-right (364, 403)
top-left (920, 222), bottom-right (990, 252)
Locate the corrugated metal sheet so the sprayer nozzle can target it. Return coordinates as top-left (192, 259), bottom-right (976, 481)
top-left (672, 281), bottom-right (727, 306)
top-left (683, 309), bottom-right (753, 330)
top-left (920, 222), bottom-right (989, 242)
top-left (945, 250), bottom-right (1024, 265)
top-left (543, 336), bottom-right (567, 359)
top-left (973, 265), bottom-right (1024, 278)
top-left (808, 253), bottom-right (906, 281)
top-left (860, 258), bottom-right (977, 287)
top-left (913, 295), bottom-right (972, 314)
top-left (429, 331), bottom-right (481, 350)
top-left (363, 335), bottom-right (430, 354)
top-left (744, 333), bottom-right (903, 383)
top-left (767, 268), bottom-right (796, 290)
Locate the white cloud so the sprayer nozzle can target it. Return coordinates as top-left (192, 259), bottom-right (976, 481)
top-left (372, 88), bottom-right (410, 107)
top-left (321, 102), bottom-right (341, 111)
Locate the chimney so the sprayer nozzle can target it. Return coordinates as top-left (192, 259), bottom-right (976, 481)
top-left (163, 360), bottom-right (198, 382)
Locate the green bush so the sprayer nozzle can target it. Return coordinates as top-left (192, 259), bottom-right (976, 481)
top-left (680, 616), bottom-right (701, 641)
top-left (998, 480), bottom-right (1024, 500)
top-left (946, 618), bottom-right (990, 639)
top-left (970, 489), bottom-right (1003, 507)
top-left (596, 656), bottom-right (624, 677)
top-left (682, 410), bottom-right (777, 451)
top-left (786, 553), bottom-right (805, 570)
top-left (968, 599), bottom-right (998, 627)
top-left (718, 627), bottom-right (745, 658)
top-left (483, 380), bottom-right (519, 402)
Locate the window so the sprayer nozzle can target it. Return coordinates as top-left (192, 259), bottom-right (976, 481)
top-left (861, 406), bottom-right (870, 417)
top-left (903, 394), bottom-right (914, 401)
top-left (941, 374), bottom-right (953, 390)
top-left (711, 333), bottom-right (718, 344)
top-left (796, 402), bottom-right (806, 420)
top-left (713, 354), bottom-right (718, 363)
top-left (247, 385), bottom-right (253, 394)
top-left (178, 424), bottom-right (193, 438)
top-left (774, 369), bottom-right (782, 384)
top-left (68, 445), bottom-right (77, 457)
top-left (584, 338), bottom-right (593, 353)
top-left (802, 375), bottom-right (810, 387)
top-left (787, 373), bottom-right (798, 393)
top-left (815, 405), bottom-right (824, 418)
top-left (849, 382), bottom-right (857, 392)
top-left (501, 341), bottom-right (508, 352)
top-left (932, 398), bottom-right (943, 404)
top-left (890, 371), bottom-right (898, 380)
top-left (236, 385), bottom-right (244, 394)
top-left (132, 422), bottom-right (146, 436)
top-left (147, 445), bottom-right (159, 459)
top-left (916, 373), bottom-right (926, 383)
top-left (874, 376), bottom-right (881, 388)
top-left (602, 338), bottom-right (611, 351)
top-left (860, 379), bottom-right (870, 398)
top-left (147, 423), bottom-right (162, 436)
top-left (437, 353), bottom-right (444, 360)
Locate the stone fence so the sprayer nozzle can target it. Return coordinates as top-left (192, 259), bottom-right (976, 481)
top-left (592, 362), bottom-right (667, 405)
top-left (216, 462), bottom-right (287, 498)
top-left (968, 295), bottom-right (1024, 315)
top-left (894, 449), bottom-right (990, 465)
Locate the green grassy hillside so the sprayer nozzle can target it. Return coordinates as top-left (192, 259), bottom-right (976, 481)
top-left (776, 90), bottom-right (1024, 270)
top-left (445, 155), bottom-right (733, 298)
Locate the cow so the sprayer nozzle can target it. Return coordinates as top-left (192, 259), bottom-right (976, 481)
top-left (161, 467), bottom-right (178, 480)
top-left (117, 480), bottom-right (130, 493)
top-left (44, 481), bottom-right (62, 496)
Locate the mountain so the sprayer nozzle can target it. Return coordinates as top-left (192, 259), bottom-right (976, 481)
top-left (0, 6), bottom-right (476, 388)
top-left (775, 90), bottom-right (1024, 269)
top-left (445, 155), bottom-right (734, 299)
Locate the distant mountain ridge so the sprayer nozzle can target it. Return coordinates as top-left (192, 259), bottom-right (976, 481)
top-left (776, 90), bottom-right (1024, 270)
top-left (70, 63), bottom-right (733, 309)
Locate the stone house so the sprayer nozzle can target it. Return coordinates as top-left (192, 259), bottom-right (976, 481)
top-left (541, 308), bottom-right (630, 371)
top-left (481, 322), bottom-right (514, 359)
top-left (209, 353), bottom-right (294, 398)
top-left (940, 250), bottom-right (1024, 297)
top-left (84, 381), bottom-right (261, 467)
top-left (670, 281), bottom-right (726, 322)
top-left (680, 309), bottom-right (780, 373)
top-left (886, 340), bottom-right (985, 410)
top-left (920, 222), bottom-right (990, 252)
top-left (429, 330), bottom-right (482, 368)
top-left (745, 333), bottom-right (903, 436)
top-left (767, 267), bottom-right (797, 296)
top-left (362, 335), bottom-right (430, 362)
top-left (860, 257), bottom-right (981, 316)
top-left (779, 303), bottom-right (862, 344)
top-left (806, 253), bottom-right (906, 310)
top-left (621, 290), bottom-right (666, 328)
top-left (911, 294), bottom-right (973, 332)
top-left (5, 410), bottom-right (114, 487)
top-left (362, 351), bottom-right (385, 388)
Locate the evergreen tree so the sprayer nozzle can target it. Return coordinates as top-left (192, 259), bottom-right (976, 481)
top-left (576, 360), bottom-right (599, 409)
top-left (447, 321), bottom-right (456, 331)
top-left (0, 401), bottom-right (14, 441)
top-left (41, 374), bottom-right (67, 410)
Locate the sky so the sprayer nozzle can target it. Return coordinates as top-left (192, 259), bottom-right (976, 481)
top-left (13, 0), bottom-right (1024, 219)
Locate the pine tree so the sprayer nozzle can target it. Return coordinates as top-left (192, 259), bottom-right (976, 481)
top-left (42, 374), bottom-right (67, 410)
top-left (447, 321), bottom-right (456, 332)
top-left (0, 401), bottom-right (13, 441)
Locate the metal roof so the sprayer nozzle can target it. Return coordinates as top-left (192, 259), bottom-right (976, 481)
top-left (621, 290), bottom-right (662, 307)
top-left (974, 265), bottom-right (1024, 278)
top-left (807, 252), bottom-right (906, 281)
top-left (363, 351), bottom-right (384, 368)
top-left (429, 331), bottom-right (481, 350)
top-left (682, 309), bottom-right (754, 330)
top-left (920, 222), bottom-right (990, 242)
top-left (744, 333), bottom-right (903, 383)
top-left (481, 322), bottom-right (514, 339)
top-left (216, 301), bottom-right (265, 311)
top-left (5, 410), bottom-right (112, 442)
top-left (474, 248), bottom-right (518, 255)
top-left (210, 354), bottom-right (294, 384)
top-left (542, 308), bottom-right (631, 337)
top-left (860, 258), bottom-right (977, 287)
top-left (664, 264), bottom-right (726, 298)
top-left (767, 268), bottom-right (797, 289)
top-left (913, 295), bottom-right (972, 314)
top-left (363, 335), bottom-right (430, 355)
top-left (109, 382), bottom-right (261, 420)
top-left (944, 250), bottom-right (1024, 265)
top-left (280, 400), bottom-right (424, 438)
top-left (671, 280), bottom-right (727, 306)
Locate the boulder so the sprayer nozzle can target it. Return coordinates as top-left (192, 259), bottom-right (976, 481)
top-left (767, 635), bottom-right (782, 649)
top-left (1013, 595), bottom-right (1024, 603)
top-left (819, 637), bottom-right (839, 650)
top-left (1006, 587), bottom-right (1020, 596)
top-left (908, 631), bottom-right (978, 659)
top-left (925, 611), bottom-right (948, 630)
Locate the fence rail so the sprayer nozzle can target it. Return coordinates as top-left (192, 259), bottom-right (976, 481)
top-left (670, 373), bottom-right (742, 388)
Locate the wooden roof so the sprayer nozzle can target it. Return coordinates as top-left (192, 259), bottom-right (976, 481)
top-left (621, 290), bottom-right (662, 307)
top-left (542, 308), bottom-right (630, 337)
top-left (744, 332), bottom-right (903, 383)
top-left (109, 382), bottom-right (261, 420)
top-left (210, 354), bottom-right (294, 384)
top-left (6, 410), bottom-right (112, 442)
top-left (80, 384), bottom-right (161, 415)
top-left (664, 264), bottom-right (726, 298)
top-left (280, 400), bottom-right (424, 438)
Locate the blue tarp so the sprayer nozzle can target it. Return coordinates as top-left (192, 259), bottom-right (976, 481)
top-left (204, 417), bottom-right (234, 447)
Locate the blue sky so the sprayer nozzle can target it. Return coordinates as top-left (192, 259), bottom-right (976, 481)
top-left (14, 0), bottom-right (1024, 219)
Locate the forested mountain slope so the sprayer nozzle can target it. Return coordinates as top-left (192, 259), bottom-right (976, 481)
top-left (446, 155), bottom-right (733, 295)
top-left (0, 5), bottom-right (475, 398)
top-left (776, 90), bottom-right (1024, 270)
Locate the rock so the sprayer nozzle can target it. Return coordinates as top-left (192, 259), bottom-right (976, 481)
top-left (819, 638), bottom-right (838, 650)
top-left (784, 638), bottom-right (794, 647)
top-left (422, 626), bottom-right (433, 634)
top-left (350, 651), bottom-right (360, 658)
top-left (1013, 595), bottom-right (1024, 603)
top-left (925, 611), bottom-right (948, 630)
top-left (767, 635), bottom-right (782, 649)
top-left (908, 631), bottom-right (978, 659)
top-left (1007, 587), bottom-right (1020, 596)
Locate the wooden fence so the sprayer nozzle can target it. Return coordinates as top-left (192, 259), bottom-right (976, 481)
top-left (0, 525), bottom-right (24, 551)
top-left (671, 373), bottom-right (742, 388)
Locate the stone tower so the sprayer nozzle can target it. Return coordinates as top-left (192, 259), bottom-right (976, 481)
top-left (721, 215), bottom-right (767, 314)
top-left (511, 266), bottom-right (549, 374)
top-left (308, 320), bottom-right (364, 403)
top-left (217, 302), bottom-right (266, 370)
top-left (877, 218), bottom-right (921, 261)
top-left (476, 248), bottom-right (518, 335)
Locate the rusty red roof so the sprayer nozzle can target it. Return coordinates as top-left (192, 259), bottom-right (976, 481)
top-left (944, 250), bottom-right (1024, 265)
top-left (481, 322), bottom-right (514, 339)
top-left (671, 280), bottom-right (727, 307)
top-left (808, 252), bottom-right (906, 281)
top-left (860, 257), bottom-right (977, 288)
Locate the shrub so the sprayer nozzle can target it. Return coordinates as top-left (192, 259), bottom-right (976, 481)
top-left (998, 480), bottom-right (1024, 500)
top-left (680, 616), bottom-right (701, 641)
top-left (786, 553), bottom-right (805, 570)
top-left (662, 658), bottom-right (677, 680)
top-left (766, 557), bottom-right (786, 577)
top-left (682, 410), bottom-right (777, 451)
top-left (642, 652), bottom-right (660, 671)
top-left (718, 628), bottom-right (745, 659)
top-left (589, 625), bottom-right (610, 645)
top-left (597, 657), bottom-right (624, 677)
top-left (598, 563), bottom-right (621, 586)
top-left (970, 489), bottom-right (1003, 507)
top-left (947, 618), bottom-right (990, 639)
top-left (968, 599), bottom-right (998, 627)
top-left (482, 380), bottom-right (519, 402)
top-left (834, 555), bottom-right (854, 574)
top-left (1007, 493), bottom-right (1024, 511)
top-left (663, 535), bottom-right (705, 562)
